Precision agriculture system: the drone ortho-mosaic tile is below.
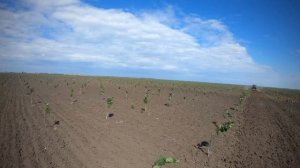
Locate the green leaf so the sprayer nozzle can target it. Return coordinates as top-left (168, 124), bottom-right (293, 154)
top-left (153, 156), bottom-right (179, 168)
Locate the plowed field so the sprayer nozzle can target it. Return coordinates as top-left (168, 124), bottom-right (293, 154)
top-left (0, 73), bottom-right (299, 168)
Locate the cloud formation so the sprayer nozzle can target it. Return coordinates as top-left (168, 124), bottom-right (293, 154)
top-left (1, 0), bottom-right (294, 88)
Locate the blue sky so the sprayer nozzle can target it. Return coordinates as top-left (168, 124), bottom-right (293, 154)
top-left (0, 0), bottom-right (299, 89)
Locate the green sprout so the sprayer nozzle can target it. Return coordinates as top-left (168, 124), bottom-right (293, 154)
top-left (143, 94), bottom-right (149, 113)
top-left (70, 88), bottom-right (74, 97)
top-left (217, 121), bottom-right (234, 133)
top-left (223, 110), bottom-right (232, 119)
top-left (152, 156), bottom-right (180, 168)
top-left (99, 81), bottom-right (104, 95)
top-left (239, 92), bottom-right (247, 104)
top-left (143, 94), bottom-right (148, 104)
top-left (106, 97), bottom-right (113, 108)
top-left (26, 87), bottom-right (34, 95)
top-left (168, 92), bottom-right (173, 101)
top-left (45, 103), bottom-right (50, 113)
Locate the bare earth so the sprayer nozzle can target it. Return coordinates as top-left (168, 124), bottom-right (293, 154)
top-left (229, 91), bottom-right (300, 167)
top-left (0, 73), bottom-right (299, 168)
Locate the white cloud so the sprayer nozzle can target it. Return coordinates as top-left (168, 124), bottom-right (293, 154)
top-left (24, 0), bottom-right (79, 8)
top-left (0, 0), bottom-right (291, 88)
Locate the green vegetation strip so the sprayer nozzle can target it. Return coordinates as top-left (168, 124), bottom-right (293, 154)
top-left (152, 156), bottom-right (179, 168)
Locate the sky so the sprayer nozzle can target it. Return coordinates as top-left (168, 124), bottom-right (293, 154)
top-left (0, 0), bottom-right (299, 89)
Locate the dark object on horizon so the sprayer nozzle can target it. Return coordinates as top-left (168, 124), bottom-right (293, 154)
top-left (251, 84), bottom-right (257, 91)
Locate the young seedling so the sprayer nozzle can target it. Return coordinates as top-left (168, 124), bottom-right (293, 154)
top-left (99, 82), bottom-right (105, 95)
top-left (125, 90), bottom-right (128, 100)
top-left (79, 84), bottom-right (83, 95)
top-left (106, 97), bottom-right (113, 108)
top-left (26, 87), bottom-right (34, 95)
top-left (43, 103), bottom-right (52, 150)
top-left (217, 121), bottom-right (234, 134)
top-left (54, 84), bottom-right (59, 88)
top-left (30, 88), bottom-right (34, 105)
top-left (223, 110), bottom-right (232, 119)
top-left (152, 156), bottom-right (180, 168)
top-left (146, 89), bottom-right (151, 94)
top-left (44, 103), bottom-right (50, 127)
top-left (106, 97), bottom-right (114, 119)
top-left (45, 103), bottom-right (51, 113)
top-left (168, 92), bottom-right (173, 101)
top-left (81, 83), bottom-right (87, 94)
top-left (70, 88), bottom-right (74, 97)
top-left (29, 88), bottom-right (34, 94)
top-left (239, 92), bottom-right (247, 104)
top-left (143, 94), bottom-right (149, 113)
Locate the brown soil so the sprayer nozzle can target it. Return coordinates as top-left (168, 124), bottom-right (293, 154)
top-left (229, 91), bottom-right (300, 168)
top-left (0, 73), bottom-right (299, 168)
